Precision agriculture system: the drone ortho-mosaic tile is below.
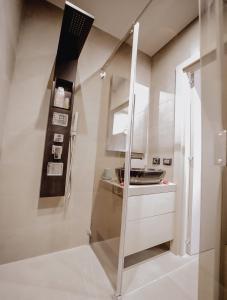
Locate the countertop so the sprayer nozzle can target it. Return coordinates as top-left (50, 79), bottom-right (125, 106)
top-left (101, 179), bottom-right (176, 196)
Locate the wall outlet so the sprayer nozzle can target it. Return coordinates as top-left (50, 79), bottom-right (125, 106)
top-left (153, 157), bottom-right (160, 165)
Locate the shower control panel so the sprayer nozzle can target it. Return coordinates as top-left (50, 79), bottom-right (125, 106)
top-left (52, 145), bottom-right (63, 160)
top-left (52, 112), bottom-right (68, 127)
top-left (40, 78), bottom-right (74, 197)
top-left (47, 162), bottom-right (64, 176)
top-left (39, 1), bottom-right (94, 198)
top-left (53, 133), bottom-right (64, 143)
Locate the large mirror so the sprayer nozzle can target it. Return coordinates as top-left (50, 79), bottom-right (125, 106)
top-left (107, 75), bottom-right (149, 154)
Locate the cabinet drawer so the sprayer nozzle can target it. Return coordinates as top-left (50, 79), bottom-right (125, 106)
top-left (127, 192), bottom-right (175, 221)
top-left (125, 213), bottom-right (175, 256)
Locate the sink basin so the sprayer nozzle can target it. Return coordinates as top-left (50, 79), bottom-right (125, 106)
top-left (115, 168), bottom-right (166, 185)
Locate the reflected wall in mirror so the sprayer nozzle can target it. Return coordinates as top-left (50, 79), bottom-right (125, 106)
top-left (106, 76), bottom-right (129, 152)
top-left (107, 74), bottom-right (149, 154)
top-left (112, 106), bottom-right (128, 136)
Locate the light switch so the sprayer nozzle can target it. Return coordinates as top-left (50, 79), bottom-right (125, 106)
top-left (163, 158), bottom-right (172, 166)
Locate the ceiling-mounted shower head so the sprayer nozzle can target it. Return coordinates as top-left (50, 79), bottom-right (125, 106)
top-left (56, 1), bottom-right (94, 64)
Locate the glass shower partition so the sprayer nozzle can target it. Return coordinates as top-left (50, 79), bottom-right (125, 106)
top-left (121, 2), bottom-right (178, 294)
top-left (90, 23), bottom-right (139, 298)
top-left (199, 0), bottom-right (227, 299)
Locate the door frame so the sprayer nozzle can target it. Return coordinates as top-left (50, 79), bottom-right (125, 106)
top-left (173, 53), bottom-right (200, 256)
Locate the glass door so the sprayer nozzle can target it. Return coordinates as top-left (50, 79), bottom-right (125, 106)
top-left (89, 23), bottom-right (139, 298)
top-left (199, 0), bottom-right (227, 299)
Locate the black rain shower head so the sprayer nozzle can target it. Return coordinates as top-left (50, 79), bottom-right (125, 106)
top-left (56, 1), bottom-right (94, 64)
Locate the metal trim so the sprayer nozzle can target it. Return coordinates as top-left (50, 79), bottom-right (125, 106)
top-left (115, 22), bottom-right (140, 298)
top-left (65, 1), bottom-right (94, 19)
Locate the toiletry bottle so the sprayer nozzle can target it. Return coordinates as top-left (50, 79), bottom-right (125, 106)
top-left (54, 87), bottom-right (65, 108)
top-left (64, 97), bottom-right (70, 109)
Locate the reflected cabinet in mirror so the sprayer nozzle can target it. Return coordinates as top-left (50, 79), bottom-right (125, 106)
top-left (107, 75), bottom-right (149, 154)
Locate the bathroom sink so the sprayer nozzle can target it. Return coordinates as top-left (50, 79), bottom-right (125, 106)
top-left (115, 168), bottom-right (166, 185)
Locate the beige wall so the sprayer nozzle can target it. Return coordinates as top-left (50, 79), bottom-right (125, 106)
top-left (0, 0), bottom-right (23, 152)
top-left (148, 20), bottom-right (199, 180)
top-left (0, 0), bottom-right (118, 264)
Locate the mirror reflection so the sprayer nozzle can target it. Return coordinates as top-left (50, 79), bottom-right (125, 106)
top-left (107, 75), bottom-right (149, 155)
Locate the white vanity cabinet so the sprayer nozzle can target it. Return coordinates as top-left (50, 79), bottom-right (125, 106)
top-left (124, 184), bottom-right (176, 256)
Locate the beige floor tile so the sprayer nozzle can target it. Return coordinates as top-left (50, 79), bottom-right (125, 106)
top-left (0, 245), bottom-right (199, 300)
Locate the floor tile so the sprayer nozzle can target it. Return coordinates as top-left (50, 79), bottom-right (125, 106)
top-left (123, 251), bottom-right (196, 294)
top-left (0, 245), bottom-right (113, 300)
top-left (124, 276), bottom-right (192, 300)
top-left (0, 245), bottom-right (199, 300)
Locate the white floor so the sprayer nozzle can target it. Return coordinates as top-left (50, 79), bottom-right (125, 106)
top-left (123, 252), bottom-right (198, 300)
top-left (0, 245), bottom-right (198, 300)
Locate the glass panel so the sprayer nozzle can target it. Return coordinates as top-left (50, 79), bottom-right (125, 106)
top-left (90, 28), bottom-right (137, 293)
top-left (122, 1), bottom-right (201, 298)
top-left (199, 0), bottom-right (226, 299)
top-left (221, 1), bottom-right (227, 299)
top-left (122, 4), bottom-right (178, 294)
top-left (127, 10), bottom-right (176, 253)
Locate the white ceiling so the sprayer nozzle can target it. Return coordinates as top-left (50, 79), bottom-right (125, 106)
top-left (47, 0), bottom-right (198, 57)
top-left (137, 0), bottom-right (198, 56)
